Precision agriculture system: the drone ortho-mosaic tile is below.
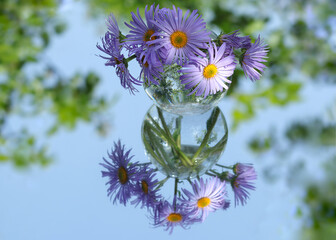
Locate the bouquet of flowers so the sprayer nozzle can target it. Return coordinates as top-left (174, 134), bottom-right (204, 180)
top-left (97, 4), bottom-right (269, 98)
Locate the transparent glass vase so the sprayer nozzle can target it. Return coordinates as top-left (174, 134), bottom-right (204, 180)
top-left (141, 105), bottom-right (228, 179)
top-left (144, 64), bottom-right (229, 115)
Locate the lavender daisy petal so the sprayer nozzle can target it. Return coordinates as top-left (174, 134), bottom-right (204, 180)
top-left (96, 32), bottom-right (123, 67)
top-left (116, 63), bottom-right (142, 94)
top-left (137, 52), bottom-right (163, 85)
top-left (221, 30), bottom-right (252, 49)
top-left (241, 35), bottom-right (269, 82)
top-left (106, 13), bottom-right (120, 42)
top-left (125, 4), bottom-right (160, 56)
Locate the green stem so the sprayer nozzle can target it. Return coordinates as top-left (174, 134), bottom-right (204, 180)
top-left (206, 172), bottom-right (217, 177)
top-left (145, 122), bottom-right (171, 167)
top-left (154, 176), bottom-right (169, 190)
top-left (148, 112), bottom-right (193, 167)
top-left (174, 116), bottom-right (182, 149)
top-left (173, 178), bottom-right (178, 211)
top-left (126, 54), bottom-right (136, 63)
top-left (142, 123), bottom-right (167, 168)
top-left (191, 107), bottom-right (220, 161)
top-left (216, 164), bottom-right (233, 169)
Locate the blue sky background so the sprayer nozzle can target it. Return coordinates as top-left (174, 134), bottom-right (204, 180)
top-left (0, 1), bottom-right (335, 239)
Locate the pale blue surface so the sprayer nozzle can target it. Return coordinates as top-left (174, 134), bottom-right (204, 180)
top-left (0, 2), bottom-right (335, 240)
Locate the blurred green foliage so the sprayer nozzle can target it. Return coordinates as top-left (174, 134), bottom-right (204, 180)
top-left (300, 156), bottom-right (336, 240)
top-left (0, 0), bottom-right (109, 168)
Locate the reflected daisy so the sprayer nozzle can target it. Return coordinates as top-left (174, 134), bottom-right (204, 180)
top-left (131, 166), bottom-right (161, 209)
top-left (150, 6), bottom-right (210, 65)
top-left (152, 200), bottom-right (197, 234)
top-left (241, 35), bottom-right (269, 82)
top-left (100, 140), bottom-right (138, 206)
top-left (231, 165), bottom-right (257, 206)
top-left (180, 42), bottom-right (236, 98)
top-left (233, 163), bottom-right (255, 175)
top-left (181, 177), bottom-right (226, 222)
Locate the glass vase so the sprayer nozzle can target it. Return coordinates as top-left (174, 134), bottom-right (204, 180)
top-left (144, 64), bottom-right (229, 115)
top-left (141, 105), bottom-right (228, 179)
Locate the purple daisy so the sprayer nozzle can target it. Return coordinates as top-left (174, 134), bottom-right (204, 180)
top-left (152, 200), bottom-right (197, 234)
top-left (131, 165), bottom-right (161, 209)
top-left (241, 35), bottom-right (269, 82)
top-left (230, 165), bottom-right (257, 206)
top-left (180, 42), bottom-right (236, 98)
top-left (125, 4), bottom-right (160, 62)
top-left (221, 30), bottom-right (251, 49)
top-left (181, 177), bottom-right (226, 222)
top-left (149, 6), bottom-right (211, 65)
top-left (97, 32), bottom-right (123, 68)
top-left (97, 32), bottom-right (142, 94)
top-left (100, 140), bottom-right (138, 206)
top-left (137, 54), bottom-right (163, 85)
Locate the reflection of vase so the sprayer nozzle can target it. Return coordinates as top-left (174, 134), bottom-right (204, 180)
top-left (141, 105), bottom-right (228, 179)
top-left (144, 64), bottom-right (228, 115)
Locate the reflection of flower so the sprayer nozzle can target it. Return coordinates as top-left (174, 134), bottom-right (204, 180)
top-left (150, 6), bottom-right (210, 65)
top-left (131, 165), bottom-right (161, 209)
top-left (152, 200), bottom-right (197, 234)
top-left (100, 140), bottom-right (138, 206)
top-left (233, 163), bottom-right (255, 175)
top-left (180, 42), bottom-right (236, 98)
top-left (181, 177), bottom-right (227, 222)
top-left (241, 35), bottom-right (269, 82)
top-left (230, 164), bottom-right (257, 206)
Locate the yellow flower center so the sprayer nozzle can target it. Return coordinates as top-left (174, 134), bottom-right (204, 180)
top-left (141, 180), bottom-right (149, 194)
top-left (170, 31), bottom-right (188, 48)
top-left (197, 197), bottom-right (211, 208)
top-left (143, 29), bottom-right (156, 42)
top-left (203, 64), bottom-right (218, 79)
top-left (234, 181), bottom-right (239, 188)
top-left (118, 167), bottom-right (128, 184)
top-left (166, 213), bottom-right (182, 222)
